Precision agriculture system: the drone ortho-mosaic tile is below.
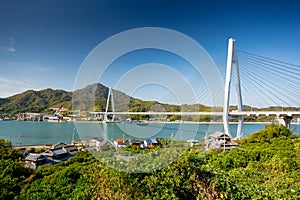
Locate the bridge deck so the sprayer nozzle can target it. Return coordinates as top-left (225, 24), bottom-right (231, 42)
top-left (90, 111), bottom-right (300, 117)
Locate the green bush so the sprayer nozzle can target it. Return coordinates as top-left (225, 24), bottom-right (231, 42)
top-left (239, 124), bottom-right (292, 144)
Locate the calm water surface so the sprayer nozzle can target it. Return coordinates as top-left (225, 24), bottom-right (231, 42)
top-left (0, 121), bottom-right (299, 146)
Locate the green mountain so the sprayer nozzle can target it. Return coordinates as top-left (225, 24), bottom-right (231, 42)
top-left (0, 83), bottom-right (182, 117)
top-left (0, 89), bottom-right (73, 116)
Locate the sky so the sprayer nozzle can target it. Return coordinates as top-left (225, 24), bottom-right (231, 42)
top-left (0, 0), bottom-right (300, 106)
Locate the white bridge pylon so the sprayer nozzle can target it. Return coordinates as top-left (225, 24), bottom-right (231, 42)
top-left (223, 38), bottom-right (244, 139)
top-left (104, 87), bottom-right (115, 122)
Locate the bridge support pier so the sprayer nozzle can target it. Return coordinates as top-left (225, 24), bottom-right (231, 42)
top-left (276, 116), bottom-right (293, 129)
top-left (283, 116), bottom-right (293, 129)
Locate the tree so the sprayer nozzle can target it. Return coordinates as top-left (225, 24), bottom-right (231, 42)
top-left (239, 124), bottom-right (292, 144)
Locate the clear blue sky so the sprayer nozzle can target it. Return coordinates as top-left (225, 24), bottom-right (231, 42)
top-left (0, 0), bottom-right (299, 105)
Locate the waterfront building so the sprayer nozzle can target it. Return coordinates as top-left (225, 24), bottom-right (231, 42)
top-left (17, 113), bottom-right (44, 121)
top-left (42, 147), bottom-right (69, 159)
top-left (25, 153), bottom-right (47, 169)
top-left (143, 138), bottom-right (162, 148)
top-left (205, 132), bottom-right (238, 150)
top-left (64, 145), bottom-right (78, 154)
top-left (114, 138), bottom-right (128, 148)
top-left (71, 140), bottom-right (87, 148)
top-left (89, 137), bottom-right (104, 148)
top-left (129, 138), bottom-right (142, 146)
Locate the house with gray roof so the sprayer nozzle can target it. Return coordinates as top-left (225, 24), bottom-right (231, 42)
top-left (42, 147), bottom-right (69, 159)
top-left (25, 153), bottom-right (47, 169)
top-left (205, 132), bottom-right (238, 150)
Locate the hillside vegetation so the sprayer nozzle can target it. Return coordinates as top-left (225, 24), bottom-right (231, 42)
top-left (1, 124), bottom-right (300, 199)
top-left (0, 89), bottom-right (72, 116)
top-left (0, 83), bottom-right (210, 120)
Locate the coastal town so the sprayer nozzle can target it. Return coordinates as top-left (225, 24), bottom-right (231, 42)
top-left (17, 137), bottom-right (162, 169)
top-left (14, 131), bottom-right (238, 169)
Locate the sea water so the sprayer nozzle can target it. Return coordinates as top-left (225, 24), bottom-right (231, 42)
top-left (0, 121), bottom-right (299, 146)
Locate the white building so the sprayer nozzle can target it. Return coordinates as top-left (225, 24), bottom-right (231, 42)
top-left (89, 137), bottom-right (104, 148)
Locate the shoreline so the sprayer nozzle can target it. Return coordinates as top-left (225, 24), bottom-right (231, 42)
top-left (13, 144), bottom-right (53, 150)
top-left (72, 120), bottom-right (285, 125)
top-left (4, 120), bottom-right (300, 125)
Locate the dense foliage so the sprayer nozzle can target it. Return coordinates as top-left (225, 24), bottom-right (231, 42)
top-left (0, 139), bottom-right (32, 199)
top-left (1, 124), bottom-right (300, 199)
top-left (0, 89), bottom-right (73, 116)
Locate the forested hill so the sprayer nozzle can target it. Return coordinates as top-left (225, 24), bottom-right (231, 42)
top-left (0, 83), bottom-right (183, 116)
top-left (0, 83), bottom-right (130, 115)
top-left (0, 88), bottom-right (73, 115)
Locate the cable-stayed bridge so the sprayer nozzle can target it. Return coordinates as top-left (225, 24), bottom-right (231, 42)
top-left (90, 111), bottom-right (300, 117)
top-left (89, 38), bottom-right (300, 139)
